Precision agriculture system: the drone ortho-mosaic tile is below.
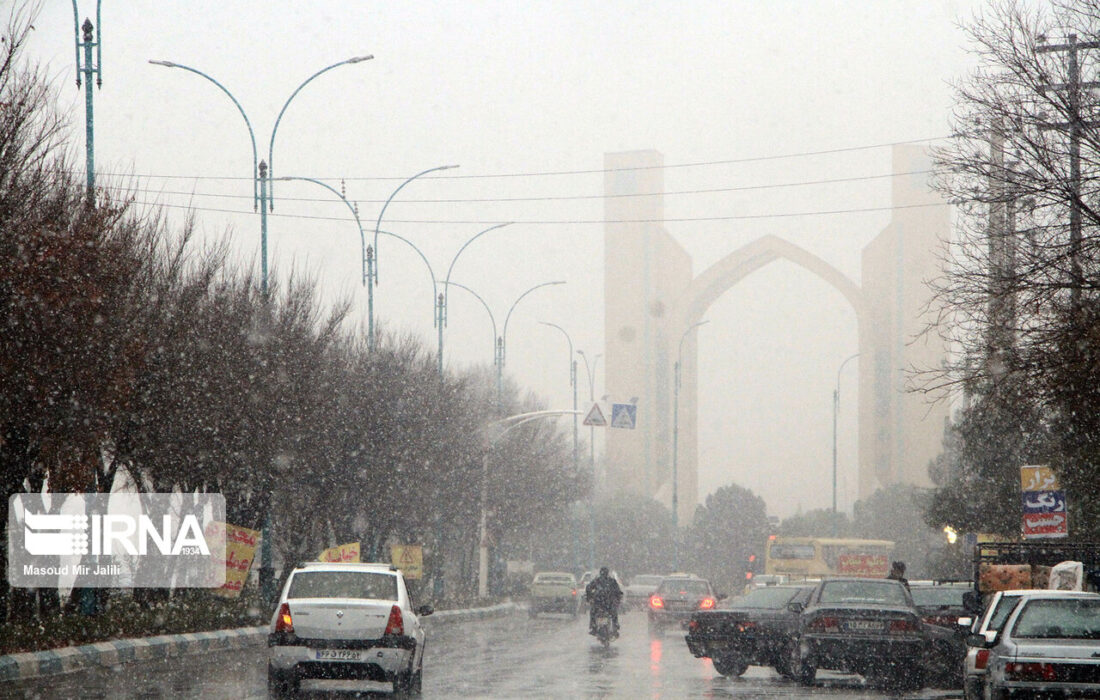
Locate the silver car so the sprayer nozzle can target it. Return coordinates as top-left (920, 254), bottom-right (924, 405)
top-left (963, 589), bottom-right (1088, 700)
top-left (268, 561), bottom-right (433, 696)
top-left (980, 591), bottom-right (1100, 699)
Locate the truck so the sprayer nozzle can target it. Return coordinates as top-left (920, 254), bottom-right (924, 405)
top-left (971, 540), bottom-right (1100, 597)
top-left (528, 571), bottom-right (579, 618)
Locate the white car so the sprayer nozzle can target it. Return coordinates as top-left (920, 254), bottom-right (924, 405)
top-left (267, 561), bottom-right (433, 696)
top-left (980, 591), bottom-right (1100, 699)
top-left (962, 589), bottom-right (1094, 700)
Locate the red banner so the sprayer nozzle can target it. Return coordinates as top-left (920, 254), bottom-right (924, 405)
top-left (836, 553), bottom-right (889, 577)
top-left (1022, 512), bottom-right (1068, 539)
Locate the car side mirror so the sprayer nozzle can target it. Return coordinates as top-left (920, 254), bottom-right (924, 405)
top-left (966, 631), bottom-right (994, 648)
top-left (416, 604), bottom-right (434, 617)
top-left (957, 616), bottom-right (973, 629)
top-left (787, 601), bottom-right (804, 614)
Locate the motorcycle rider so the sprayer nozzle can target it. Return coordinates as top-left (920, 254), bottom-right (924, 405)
top-left (585, 566), bottom-right (623, 636)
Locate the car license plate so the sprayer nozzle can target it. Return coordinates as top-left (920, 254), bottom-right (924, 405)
top-left (314, 649), bottom-right (365, 662)
top-left (596, 616), bottom-right (611, 625)
top-left (845, 620), bottom-right (882, 632)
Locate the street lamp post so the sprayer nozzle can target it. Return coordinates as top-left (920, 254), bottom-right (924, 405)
top-left (576, 349), bottom-right (601, 572)
top-left (370, 165), bottom-right (459, 350)
top-left (478, 410), bottom-right (581, 598)
top-left (832, 352), bottom-right (860, 536)
top-left (538, 323), bottom-right (579, 474)
top-left (440, 223), bottom-right (512, 373)
top-left (72, 0), bottom-right (102, 201)
top-left (673, 320), bottom-right (708, 569)
top-left (150, 55), bottom-right (372, 603)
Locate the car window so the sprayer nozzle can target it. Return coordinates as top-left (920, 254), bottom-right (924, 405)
top-left (729, 586), bottom-right (801, 609)
top-left (818, 580), bottom-right (908, 606)
top-left (287, 571), bottom-right (398, 600)
top-left (987, 595), bottom-right (1023, 632)
top-left (658, 580), bottom-right (710, 596)
top-left (632, 576), bottom-right (663, 587)
top-left (911, 586), bottom-right (968, 607)
top-left (534, 574), bottom-right (573, 584)
top-left (1012, 598), bottom-right (1100, 639)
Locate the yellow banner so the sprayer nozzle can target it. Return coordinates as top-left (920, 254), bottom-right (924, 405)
top-left (205, 522), bottom-right (260, 598)
top-left (319, 542), bottom-right (361, 563)
top-left (390, 544), bottom-right (423, 579)
top-left (1020, 465), bottom-right (1059, 492)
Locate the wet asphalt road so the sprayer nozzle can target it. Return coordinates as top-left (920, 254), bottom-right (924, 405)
top-left (5, 608), bottom-right (964, 699)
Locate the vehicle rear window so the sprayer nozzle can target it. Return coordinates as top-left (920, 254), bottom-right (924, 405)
top-left (534, 574), bottom-right (573, 584)
top-left (632, 576), bottom-right (663, 587)
top-left (658, 579), bottom-right (709, 596)
top-left (287, 571), bottom-right (398, 600)
top-left (818, 580), bottom-right (908, 606)
top-left (911, 587), bottom-right (968, 608)
top-left (1012, 598), bottom-right (1100, 639)
top-left (729, 586), bottom-right (801, 609)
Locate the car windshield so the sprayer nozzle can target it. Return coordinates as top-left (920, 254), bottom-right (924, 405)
top-left (658, 580), bottom-right (709, 596)
top-left (818, 580), bottom-right (908, 606)
top-left (534, 574), bottom-right (573, 584)
top-left (911, 586), bottom-right (968, 608)
top-left (287, 571), bottom-right (398, 601)
top-left (726, 587), bottom-right (800, 609)
top-left (632, 576), bottom-right (663, 587)
top-left (1012, 598), bottom-right (1100, 639)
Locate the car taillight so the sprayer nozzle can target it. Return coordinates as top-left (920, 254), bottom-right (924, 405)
top-left (649, 595), bottom-right (664, 609)
top-left (275, 602), bottom-right (293, 633)
top-left (1004, 662), bottom-right (1056, 681)
top-left (688, 619), bottom-right (699, 633)
top-left (384, 605), bottom-right (404, 635)
top-left (807, 616), bottom-right (839, 632)
top-left (888, 618), bottom-right (920, 634)
top-left (974, 649), bottom-right (990, 670)
top-left (571, 588), bottom-right (577, 596)
top-left (699, 597), bottom-right (716, 610)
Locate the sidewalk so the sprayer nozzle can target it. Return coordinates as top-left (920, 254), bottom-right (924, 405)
top-left (0, 601), bottom-right (517, 682)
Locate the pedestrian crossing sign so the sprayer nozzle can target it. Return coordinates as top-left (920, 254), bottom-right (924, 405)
top-left (611, 403), bottom-right (637, 429)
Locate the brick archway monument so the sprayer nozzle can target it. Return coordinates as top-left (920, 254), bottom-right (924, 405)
top-left (602, 147), bottom-right (951, 523)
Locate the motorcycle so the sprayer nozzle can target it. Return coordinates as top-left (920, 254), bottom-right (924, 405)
top-left (592, 611), bottom-right (617, 647)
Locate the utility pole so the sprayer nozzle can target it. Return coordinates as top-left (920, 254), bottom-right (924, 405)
top-left (72, 1), bottom-right (103, 203)
top-left (1037, 34), bottom-right (1100, 308)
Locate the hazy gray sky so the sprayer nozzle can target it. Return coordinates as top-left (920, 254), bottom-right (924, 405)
top-left (25, 0), bottom-right (991, 518)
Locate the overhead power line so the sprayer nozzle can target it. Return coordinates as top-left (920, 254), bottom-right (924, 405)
top-left (92, 169), bottom-right (935, 205)
top-left (126, 199), bottom-right (947, 224)
top-left (75, 135), bottom-right (951, 183)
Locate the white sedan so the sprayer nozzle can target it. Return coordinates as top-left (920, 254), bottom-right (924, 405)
top-left (268, 561), bottom-right (432, 696)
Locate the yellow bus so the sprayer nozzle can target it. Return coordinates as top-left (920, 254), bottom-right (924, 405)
top-left (765, 536), bottom-right (894, 579)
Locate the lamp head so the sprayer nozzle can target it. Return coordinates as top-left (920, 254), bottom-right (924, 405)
top-left (148, 60), bottom-right (177, 68)
top-left (347, 55), bottom-right (374, 64)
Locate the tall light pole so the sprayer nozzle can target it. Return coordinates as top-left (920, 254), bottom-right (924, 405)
top-left (371, 165), bottom-right (459, 350)
top-left (149, 55), bottom-right (371, 603)
top-left (577, 349), bottom-right (601, 572)
top-left (833, 352), bottom-right (860, 536)
top-left (438, 223), bottom-right (511, 373)
top-left (72, 0), bottom-right (102, 202)
top-left (478, 410), bottom-right (581, 598)
top-left (149, 55), bottom-right (372, 299)
top-left (539, 323), bottom-right (579, 473)
top-left (673, 320), bottom-right (708, 567)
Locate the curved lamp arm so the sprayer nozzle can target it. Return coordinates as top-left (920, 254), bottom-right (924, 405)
top-left (442, 222), bottom-right (512, 324)
top-left (274, 176), bottom-right (367, 285)
top-left (676, 320), bottom-right (709, 389)
top-left (538, 322), bottom-right (574, 387)
top-left (267, 55), bottom-right (373, 209)
top-left (376, 228), bottom-right (438, 323)
top-left (442, 281), bottom-right (496, 360)
top-left (372, 164), bottom-right (459, 283)
top-left (501, 281), bottom-right (566, 367)
top-left (149, 60), bottom-right (259, 210)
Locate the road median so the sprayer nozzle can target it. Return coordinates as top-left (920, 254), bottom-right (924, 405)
top-left (0, 601), bottom-right (517, 682)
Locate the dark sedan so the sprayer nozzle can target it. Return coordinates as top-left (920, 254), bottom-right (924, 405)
top-left (911, 582), bottom-right (973, 689)
top-left (647, 575), bottom-right (719, 635)
top-left (685, 584), bottom-right (813, 677)
top-left (789, 577), bottom-right (928, 691)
